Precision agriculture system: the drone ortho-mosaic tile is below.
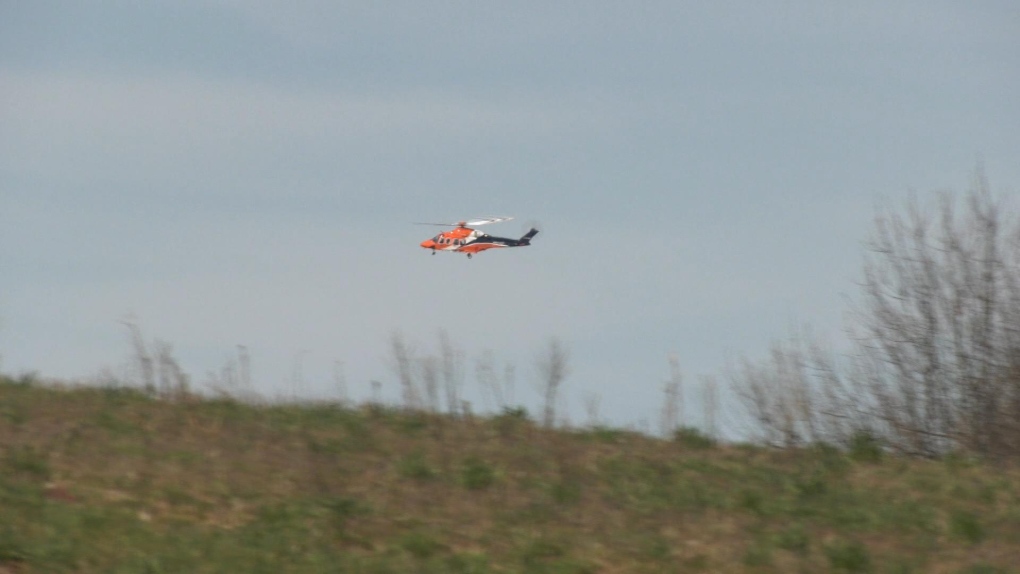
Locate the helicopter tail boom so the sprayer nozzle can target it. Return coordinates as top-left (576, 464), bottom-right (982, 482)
top-left (518, 228), bottom-right (539, 245)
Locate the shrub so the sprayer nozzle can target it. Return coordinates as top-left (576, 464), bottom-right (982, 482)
top-left (0, 525), bottom-right (28, 565)
top-left (550, 478), bottom-right (582, 505)
top-left (3, 446), bottom-right (51, 480)
top-left (397, 414), bottom-right (429, 435)
top-left (13, 372), bottom-right (39, 387)
top-left (494, 406), bottom-right (530, 438)
top-left (584, 426), bottom-right (627, 443)
top-left (400, 531), bottom-right (446, 559)
top-left (849, 432), bottom-right (884, 463)
top-left (445, 552), bottom-right (491, 574)
top-left (775, 523), bottom-right (810, 554)
top-left (500, 406), bottom-right (529, 421)
top-left (683, 554), bottom-right (709, 571)
top-left (673, 426), bottom-right (716, 449)
top-left (958, 566), bottom-right (1006, 574)
top-left (742, 541), bottom-right (773, 567)
top-left (322, 496), bottom-right (369, 531)
top-left (950, 511), bottom-right (985, 544)
top-left (461, 457), bottom-right (496, 490)
top-left (811, 441), bottom-right (851, 473)
top-left (398, 451), bottom-right (437, 481)
top-left (737, 489), bottom-right (765, 515)
top-left (825, 539), bottom-right (871, 572)
top-left (520, 538), bottom-right (566, 571)
top-left (795, 472), bottom-right (829, 498)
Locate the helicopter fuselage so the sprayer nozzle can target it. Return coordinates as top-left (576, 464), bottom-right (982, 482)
top-left (420, 226), bottom-right (538, 258)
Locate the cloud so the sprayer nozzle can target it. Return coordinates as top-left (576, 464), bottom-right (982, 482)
top-left (0, 68), bottom-right (660, 202)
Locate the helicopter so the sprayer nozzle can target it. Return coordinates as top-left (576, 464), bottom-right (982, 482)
top-left (417, 217), bottom-right (539, 258)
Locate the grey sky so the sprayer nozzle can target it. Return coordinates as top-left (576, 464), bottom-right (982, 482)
top-left (2, 1), bottom-right (1018, 433)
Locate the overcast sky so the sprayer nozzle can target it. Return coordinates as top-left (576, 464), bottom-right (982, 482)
top-left (2, 1), bottom-right (1018, 434)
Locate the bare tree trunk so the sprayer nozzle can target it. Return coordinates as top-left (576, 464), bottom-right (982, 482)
top-left (700, 375), bottom-right (719, 439)
top-left (660, 353), bottom-right (682, 437)
top-left (438, 330), bottom-right (463, 416)
top-left (502, 362), bottom-right (516, 408)
top-left (122, 318), bottom-right (154, 392)
top-left (583, 392), bottom-right (602, 427)
top-left (333, 360), bottom-right (348, 405)
top-left (537, 337), bottom-right (569, 428)
top-left (235, 346), bottom-right (251, 399)
top-left (419, 356), bottom-right (440, 413)
top-left (154, 340), bottom-right (189, 400)
top-left (390, 332), bottom-right (420, 410)
top-left (475, 349), bottom-right (498, 411)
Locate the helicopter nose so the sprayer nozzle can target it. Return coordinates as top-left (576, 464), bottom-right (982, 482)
top-left (421, 240), bottom-right (434, 249)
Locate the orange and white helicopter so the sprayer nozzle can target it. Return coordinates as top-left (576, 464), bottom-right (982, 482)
top-left (418, 217), bottom-right (539, 258)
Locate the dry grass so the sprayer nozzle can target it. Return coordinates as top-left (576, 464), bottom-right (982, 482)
top-left (2, 376), bottom-right (1020, 573)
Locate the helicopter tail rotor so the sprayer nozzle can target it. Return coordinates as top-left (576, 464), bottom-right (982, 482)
top-left (518, 228), bottom-right (540, 245)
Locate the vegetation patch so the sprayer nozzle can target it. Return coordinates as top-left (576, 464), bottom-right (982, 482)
top-left (461, 456), bottom-right (496, 490)
top-left (673, 426), bottom-right (717, 449)
top-left (398, 450), bottom-right (438, 481)
top-left (774, 522), bottom-right (810, 554)
top-left (3, 446), bottom-right (51, 480)
top-left (950, 510), bottom-right (986, 544)
top-left (400, 530), bottom-right (448, 560)
top-left (0, 377), bottom-right (1018, 572)
top-left (825, 539), bottom-right (872, 573)
top-left (849, 431), bottom-right (884, 463)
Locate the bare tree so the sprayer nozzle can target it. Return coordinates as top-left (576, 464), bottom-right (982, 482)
top-left (701, 375), bottom-right (719, 439)
top-left (289, 350), bottom-right (310, 402)
top-left (419, 355), bottom-right (440, 413)
top-left (207, 354), bottom-right (237, 399)
top-left (121, 317), bottom-right (155, 391)
top-left (731, 335), bottom-right (820, 446)
top-left (852, 173), bottom-right (1020, 456)
top-left (536, 337), bottom-right (570, 427)
top-left (438, 330), bottom-right (464, 416)
top-left (120, 318), bottom-right (190, 399)
top-left (733, 172), bottom-right (1020, 457)
top-left (583, 391), bottom-right (602, 427)
top-left (237, 345), bottom-right (252, 396)
top-left (730, 321), bottom-right (871, 448)
top-left (660, 353), bottom-right (683, 437)
top-left (476, 349), bottom-right (516, 413)
top-left (154, 340), bottom-right (189, 399)
top-left (333, 360), bottom-right (348, 405)
top-left (370, 380), bottom-right (383, 406)
top-left (475, 349), bottom-right (498, 411)
top-left (207, 345), bottom-right (254, 401)
top-left (502, 362), bottom-right (517, 408)
top-left (389, 331), bottom-right (420, 410)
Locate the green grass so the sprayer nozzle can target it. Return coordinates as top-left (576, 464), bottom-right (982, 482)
top-left (673, 425), bottom-right (718, 449)
top-left (2, 375), bottom-right (1020, 573)
top-left (825, 538), bottom-right (872, 572)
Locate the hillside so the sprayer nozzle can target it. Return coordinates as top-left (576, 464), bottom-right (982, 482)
top-left (1, 375), bottom-right (1018, 573)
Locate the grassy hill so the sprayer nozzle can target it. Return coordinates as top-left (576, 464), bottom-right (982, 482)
top-left (1, 374), bottom-right (1018, 573)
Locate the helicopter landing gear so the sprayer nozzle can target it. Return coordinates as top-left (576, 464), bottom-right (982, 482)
top-left (431, 250), bottom-right (436, 255)
top-left (466, 253), bottom-right (473, 259)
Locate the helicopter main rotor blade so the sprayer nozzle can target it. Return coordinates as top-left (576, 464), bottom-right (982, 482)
top-left (413, 217), bottom-right (513, 227)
